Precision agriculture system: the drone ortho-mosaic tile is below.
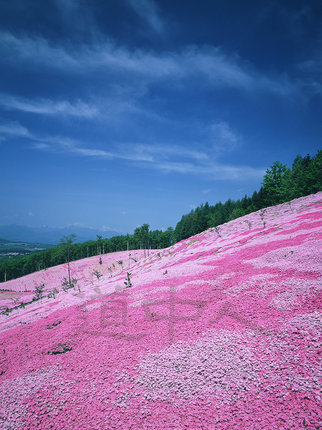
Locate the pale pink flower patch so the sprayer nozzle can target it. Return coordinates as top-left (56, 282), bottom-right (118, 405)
top-left (0, 192), bottom-right (321, 429)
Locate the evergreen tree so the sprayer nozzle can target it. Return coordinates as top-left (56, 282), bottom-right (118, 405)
top-left (262, 161), bottom-right (290, 205)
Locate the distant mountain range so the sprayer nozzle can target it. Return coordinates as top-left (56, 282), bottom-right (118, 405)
top-left (0, 224), bottom-right (121, 245)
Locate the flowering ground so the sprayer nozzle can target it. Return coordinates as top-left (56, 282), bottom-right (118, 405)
top-left (0, 193), bottom-right (321, 429)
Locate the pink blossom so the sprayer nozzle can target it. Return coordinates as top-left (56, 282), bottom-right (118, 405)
top-left (0, 192), bottom-right (321, 429)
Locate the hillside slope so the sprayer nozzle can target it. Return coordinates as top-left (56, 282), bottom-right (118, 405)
top-left (0, 193), bottom-right (321, 429)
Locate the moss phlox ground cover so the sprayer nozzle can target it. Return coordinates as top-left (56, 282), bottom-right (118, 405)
top-left (0, 193), bottom-right (321, 429)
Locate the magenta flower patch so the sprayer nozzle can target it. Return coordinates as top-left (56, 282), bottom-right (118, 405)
top-left (0, 192), bottom-right (321, 429)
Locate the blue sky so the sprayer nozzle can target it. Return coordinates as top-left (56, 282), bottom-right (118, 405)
top-left (0, 0), bottom-right (321, 234)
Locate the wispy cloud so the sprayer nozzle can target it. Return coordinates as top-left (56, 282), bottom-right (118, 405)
top-left (128, 143), bottom-right (208, 161)
top-left (295, 58), bottom-right (322, 95)
top-left (0, 32), bottom-right (77, 69)
top-left (0, 31), bottom-right (303, 97)
top-left (126, 0), bottom-right (165, 34)
top-left (209, 121), bottom-right (240, 153)
top-left (33, 134), bottom-right (264, 180)
top-left (202, 188), bottom-right (212, 194)
top-left (153, 159), bottom-right (265, 180)
top-left (0, 94), bottom-right (99, 118)
top-left (0, 121), bottom-right (31, 138)
top-left (211, 122), bottom-right (239, 144)
top-left (1, 119), bottom-right (265, 181)
top-left (32, 135), bottom-right (155, 162)
top-left (32, 136), bottom-right (210, 164)
top-left (100, 225), bottom-right (113, 232)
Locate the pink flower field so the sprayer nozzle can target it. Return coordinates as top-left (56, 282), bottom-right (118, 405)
top-left (0, 193), bottom-right (321, 429)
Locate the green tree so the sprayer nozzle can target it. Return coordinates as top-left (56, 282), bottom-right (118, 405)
top-left (228, 207), bottom-right (245, 221)
top-left (134, 224), bottom-right (150, 253)
top-left (207, 202), bottom-right (225, 228)
top-left (262, 161), bottom-right (290, 205)
top-left (287, 152), bottom-right (322, 199)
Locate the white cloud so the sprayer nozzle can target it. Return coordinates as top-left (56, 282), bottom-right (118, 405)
top-left (32, 136), bottom-right (208, 165)
top-left (0, 31), bottom-right (303, 97)
top-left (0, 32), bottom-right (77, 69)
top-left (202, 188), bottom-right (212, 194)
top-left (126, 0), bottom-right (165, 34)
top-left (100, 225), bottom-right (113, 231)
top-left (0, 94), bottom-right (99, 118)
top-left (31, 133), bottom-right (265, 180)
top-left (129, 143), bottom-right (208, 161)
top-left (32, 142), bottom-right (50, 150)
top-left (209, 121), bottom-right (240, 154)
top-left (32, 135), bottom-right (155, 162)
top-left (0, 121), bottom-right (31, 137)
top-left (2, 121), bottom-right (264, 182)
top-left (211, 122), bottom-right (239, 144)
top-left (153, 159), bottom-right (265, 180)
top-left (65, 222), bottom-right (91, 229)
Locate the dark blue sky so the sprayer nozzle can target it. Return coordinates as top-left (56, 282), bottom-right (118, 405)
top-left (1, 0), bottom-right (321, 234)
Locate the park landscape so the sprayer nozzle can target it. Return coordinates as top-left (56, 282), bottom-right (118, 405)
top-left (0, 192), bottom-right (321, 429)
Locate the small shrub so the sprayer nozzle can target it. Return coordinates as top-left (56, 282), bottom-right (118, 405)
top-left (11, 297), bottom-right (19, 307)
top-left (47, 320), bottom-right (62, 329)
top-left (61, 277), bottom-right (78, 292)
top-left (244, 220), bottom-right (252, 230)
top-left (48, 343), bottom-right (72, 355)
top-left (260, 209), bottom-right (266, 228)
top-left (215, 226), bottom-right (221, 237)
top-left (124, 272), bottom-right (132, 288)
top-left (0, 306), bottom-right (10, 316)
top-left (47, 287), bottom-right (59, 299)
top-left (92, 269), bottom-right (103, 280)
top-left (34, 283), bottom-right (45, 300)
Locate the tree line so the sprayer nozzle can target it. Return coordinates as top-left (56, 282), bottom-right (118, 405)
top-left (174, 150), bottom-right (321, 241)
top-left (0, 225), bottom-right (174, 282)
top-left (1, 150), bottom-right (321, 282)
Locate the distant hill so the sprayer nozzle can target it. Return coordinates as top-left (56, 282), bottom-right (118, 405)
top-left (0, 238), bottom-right (53, 260)
top-left (0, 238), bottom-right (52, 248)
top-left (0, 224), bottom-right (121, 245)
